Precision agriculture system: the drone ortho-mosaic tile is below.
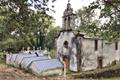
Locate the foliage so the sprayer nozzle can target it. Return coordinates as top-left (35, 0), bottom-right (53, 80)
top-left (77, 0), bottom-right (120, 42)
top-left (0, 52), bottom-right (6, 64)
top-left (49, 49), bottom-right (56, 58)
top-left (76, 7), bottom-right (101, 37)
top-left (45, 26), bottom-right (61, 50)
top-left (0, 0), bottom-right (56, 52)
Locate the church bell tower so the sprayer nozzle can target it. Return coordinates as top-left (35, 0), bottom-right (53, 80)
top-left (62, 0), bottom-right (76, 30)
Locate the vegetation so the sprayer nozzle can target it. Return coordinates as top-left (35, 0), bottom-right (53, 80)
top-left (73, 63), bottom-right (120, 79)
top-left (77, 7), bottom-right (101, 37)
top-left (0, 0), bottom-right (58, 52)
top-left (49, 49), bottom-right (56, 58)
top-left (77, 0), bottom-right (120, 42)
top-left (46, 26), bottom-right (61, 50)
top-left (0, 52), bottom-right (6, 64)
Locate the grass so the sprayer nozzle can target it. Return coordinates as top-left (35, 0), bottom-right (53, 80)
top-left (101, 77), bottom-right (120, 80)
top-left (73, 63), bottom-right (120, 79)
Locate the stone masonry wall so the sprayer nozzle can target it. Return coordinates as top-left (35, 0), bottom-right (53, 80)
top-left (81, 38), bottom-right (120, 70)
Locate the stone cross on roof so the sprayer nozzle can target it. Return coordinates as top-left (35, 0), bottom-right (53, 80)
top-left (68, 0), bottom-right (70, 3)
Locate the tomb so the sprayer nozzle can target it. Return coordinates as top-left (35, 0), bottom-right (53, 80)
top-left (29, 59), bottom-right (63, 76)
top-left (21, 56), bottom-right (49, 69)
top-left (6, 50), bottom-right (63, 76)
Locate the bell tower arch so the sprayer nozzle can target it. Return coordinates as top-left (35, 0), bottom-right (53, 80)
top-left (62, 0), bottom-right (76, 30)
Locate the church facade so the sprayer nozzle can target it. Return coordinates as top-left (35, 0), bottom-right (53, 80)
top-left (56, 1), bottom-right (120, 72)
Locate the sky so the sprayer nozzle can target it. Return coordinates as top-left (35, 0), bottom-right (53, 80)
top-left (50, 0), bottom-right (96, 27)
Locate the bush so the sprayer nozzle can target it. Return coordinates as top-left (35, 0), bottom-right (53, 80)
top-left (49, 49), bottom-right (56, 58)
top-left (0, 52), bottom-right (6, 64)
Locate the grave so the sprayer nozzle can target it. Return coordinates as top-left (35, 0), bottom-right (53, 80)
top-left (6, 50), bottom-right (63, 76)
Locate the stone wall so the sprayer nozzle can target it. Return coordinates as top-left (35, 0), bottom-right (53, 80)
top-left (56, 31), bottom-right (120, 71)
top-left (56, 31), bottom-right (78, 71)
top-left (81, 38), bottom-right (98, 70)
top-left (56, 31), bottom-right (75, 51)
top-left (81, 38), bottom-right (120, 70)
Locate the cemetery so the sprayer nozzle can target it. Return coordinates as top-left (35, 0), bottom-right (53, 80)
top-left (6, 50), bottom-right (63, 76)
top-left (0, 0), bottom-right (120, 80)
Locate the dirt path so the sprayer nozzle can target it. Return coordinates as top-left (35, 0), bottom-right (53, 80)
top-left (0, 64), bottom-right (72, 80)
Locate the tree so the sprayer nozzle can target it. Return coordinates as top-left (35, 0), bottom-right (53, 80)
top-left (45, 26), bottom-right (61, 50)
top-left (76, 7), bottom-right (101, 37)
top-left (84, 0), bottom-right (120, 42)
top-left (0, 0), bottom-right (56, 52)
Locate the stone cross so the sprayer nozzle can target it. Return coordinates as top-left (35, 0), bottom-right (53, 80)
top-left (68, 0), bottom-right (70, 3)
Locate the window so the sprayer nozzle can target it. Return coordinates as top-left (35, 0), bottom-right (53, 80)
top-left (68, 17), bottom-right (70, 27)
top-left (95, 39), bottom-right (98, 51)
top-left (115, 42), bottom-right (118, 50)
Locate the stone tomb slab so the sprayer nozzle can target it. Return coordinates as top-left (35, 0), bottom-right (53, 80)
top-left (8, 54), bottom-right (18, 65)
top-left (20, 56), bottom-right (49, 70)
top-left (29, 59), bottom-right (63, 76)
top-left (14, 54), bottom-right (37, 67)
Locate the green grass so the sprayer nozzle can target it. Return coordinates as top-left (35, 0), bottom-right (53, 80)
top-left (73, 63), bottom-right (120, 79)
top-left (102, 77), bottom-right (120, 80)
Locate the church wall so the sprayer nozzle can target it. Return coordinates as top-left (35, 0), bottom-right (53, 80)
top-left (56, 31), bottom-right (79, 71)
top-left (81, 38), bottom-right (120, 70)
top-left (102, 41), bottom-right (120, 67)
top-left (115, 42), bottom-right (120, 61)
top-left (56, 31), bottom-right (75, 51)
top-left (81, 38), bottom-right (98, 70)
top-left (102, 41), bottom-right (115, 67)
top-left (56, 32), bottom-right (120, 71)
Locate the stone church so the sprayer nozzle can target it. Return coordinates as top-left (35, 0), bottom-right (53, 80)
top-left (55, 1), bottom-right (120, 72)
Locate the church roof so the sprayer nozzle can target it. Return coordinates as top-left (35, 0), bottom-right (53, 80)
top-left (55, 29), bottom-right (102, 40)
top-left (55, 29), bottom-right (84, 38)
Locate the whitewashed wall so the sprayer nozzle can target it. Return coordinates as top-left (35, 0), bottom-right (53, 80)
top-left (81, 39), bottom-right (98, 70)
top-left (102, 41), bottom-right (120, 67)
top-left (81, 38), bottom-right (120, 70)
top-left (56, 31), bottom-right (120, 71)
top-left (56, 31), bottom-right (78, 71)
top-left (115, 42), bottom-right (120, 61)
top-left (57, 31), bottom-right (75, 50)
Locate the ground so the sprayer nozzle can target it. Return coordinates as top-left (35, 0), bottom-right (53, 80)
top-left (0, 64), bottom-right (72, 80)
top-left (1, 63), bottom-right (120, 80)
top-left (1, 60), bottom-right (120, 80)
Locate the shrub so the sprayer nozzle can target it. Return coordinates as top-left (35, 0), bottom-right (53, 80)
top-left (49, 49), bottom-right (56, 58)
top-left (0, 52), bottom-right (6, 64)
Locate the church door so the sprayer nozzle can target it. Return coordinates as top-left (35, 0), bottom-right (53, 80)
top-left (63, 55), bottom-right (69, 68)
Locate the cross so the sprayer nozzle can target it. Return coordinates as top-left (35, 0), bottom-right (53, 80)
top-left (68, 0), bottom-right (70, 3)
